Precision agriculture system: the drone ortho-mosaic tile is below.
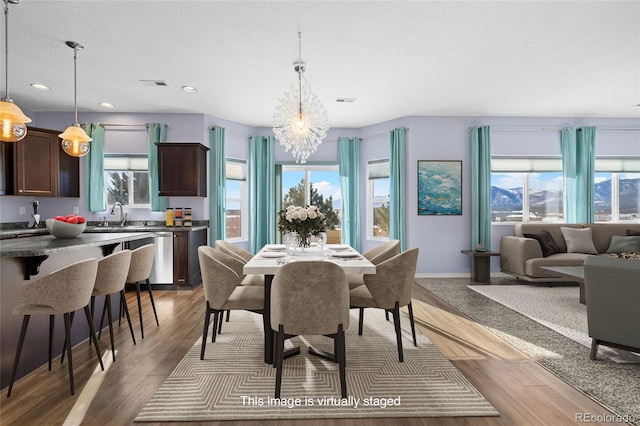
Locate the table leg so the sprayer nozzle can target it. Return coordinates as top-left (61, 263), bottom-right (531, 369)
top-left (264, 275), bottom-right (274, 364)
top-left (470, 256), bottom-right (491, 283)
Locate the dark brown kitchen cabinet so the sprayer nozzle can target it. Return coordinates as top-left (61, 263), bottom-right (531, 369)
top-left (173, 228), bottom-right (207, 287)
top-left (157, 143), bottom-right (208, 197)
top-left (1, 127), bottom-right (79, 197)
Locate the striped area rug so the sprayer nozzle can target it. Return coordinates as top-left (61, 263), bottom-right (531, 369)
top-left (135, 308), bottom-right (498, 421)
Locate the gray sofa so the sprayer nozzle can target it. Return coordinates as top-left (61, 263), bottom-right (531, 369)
top-left (500, 223), bottom-right (640, 282)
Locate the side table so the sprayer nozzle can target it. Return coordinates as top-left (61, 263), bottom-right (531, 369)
top-left (460, 250), bottom-right (500, 284)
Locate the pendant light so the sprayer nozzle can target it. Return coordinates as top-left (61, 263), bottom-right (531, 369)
top-left (59, 41), bottom-right (91, 157)
top-left (273, 32), bottom-right (328, 164)
top-left (0, 0), bottom-right (32, 142)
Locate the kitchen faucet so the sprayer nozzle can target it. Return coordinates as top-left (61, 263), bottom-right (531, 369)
top-left (110, 202), bottom-right (128, 226)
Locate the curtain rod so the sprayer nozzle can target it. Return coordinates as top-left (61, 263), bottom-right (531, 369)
top-left (362, 127), bottom-right (411, 139)
top-left (100, 123), bottom-right (170, 128)
top-left (469, 126), bottom-right (640, 131)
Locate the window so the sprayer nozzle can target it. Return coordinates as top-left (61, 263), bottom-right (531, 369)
top-left (367, 160), bottom-right (390, 238)
top-left (594, 157), bottom-right (640, 222)
top-left (225, 159), bottom-right (247, 240)
top-left (104, 155), bottom-right (149, 207)
top-left (281, 165), bottom-right (341, 240)
top-left (491, 157), bottom-right (563, 223)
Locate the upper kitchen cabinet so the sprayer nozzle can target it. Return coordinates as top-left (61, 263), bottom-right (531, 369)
top-left (1, 127), bottom-right (79, 197)
top-left (157, 143), bottom-right (208, 197)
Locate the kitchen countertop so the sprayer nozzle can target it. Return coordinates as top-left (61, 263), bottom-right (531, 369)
top-left (0, 232), bottom-right (156, 257)
top-left (0, 224), bottom-right (208, 237)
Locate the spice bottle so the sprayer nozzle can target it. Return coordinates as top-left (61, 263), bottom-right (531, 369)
top-left (174, 207), bottom-right (183, 227)
top-left (165, 208), bottom-right (174, 227)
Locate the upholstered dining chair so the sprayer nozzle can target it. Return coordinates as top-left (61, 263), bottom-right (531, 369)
top-left (125, 244), bottom-right (158, 339)
top-left (208, 245), bottom-right (263, 333)
top-left (349, 247), bottom-right (419, 362)
top-left (92, 250), bottom-right (136, 361)
top-left (347, 239), bottom-right (400, 290)
top-left (271, 261), bottom-right (349, 398)
top-left (215, 240), bottom-right (253, 263)
top-left (7, 258), bottom-right (103, 397)
top-left (198, 246), bottom-right (264, 360)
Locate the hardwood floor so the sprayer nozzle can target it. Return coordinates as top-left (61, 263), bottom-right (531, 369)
top-left (0, 282), bottom-right (621, 425)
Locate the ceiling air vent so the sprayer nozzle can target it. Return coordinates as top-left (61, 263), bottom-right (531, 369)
top-left (336, 98), bottom-right (356, 103)
top-left (140, 80), bottom-right (168, 87)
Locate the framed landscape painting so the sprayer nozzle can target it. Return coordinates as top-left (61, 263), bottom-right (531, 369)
top-left (417, 160), bottom-right (462, 215)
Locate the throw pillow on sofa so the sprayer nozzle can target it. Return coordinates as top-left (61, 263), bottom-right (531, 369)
top-left (523, 230), bottom-right (564, 257)
top-left (627, 229), bottom-right (640, 236)
top-left (560, 227), bottom-right (598, 254)
top-left (606, 235), bottom-right (640, 254)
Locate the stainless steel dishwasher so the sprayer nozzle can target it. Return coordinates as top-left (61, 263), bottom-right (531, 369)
top-left (150, 232), bottom-right (174, 284)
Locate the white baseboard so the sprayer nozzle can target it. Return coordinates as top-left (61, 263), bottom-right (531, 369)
top-left (415, 272), bottom-right (511, 279)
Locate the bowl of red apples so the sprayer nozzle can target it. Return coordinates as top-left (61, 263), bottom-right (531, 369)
top-left (46, 214), bottom-right (87, 239)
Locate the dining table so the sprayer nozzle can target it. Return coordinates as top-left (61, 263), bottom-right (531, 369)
top-left (243, 243), bottom-right (376, 365)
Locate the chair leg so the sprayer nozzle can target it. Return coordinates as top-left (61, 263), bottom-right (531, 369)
top-left (226, 310), bottom-right (231, 322)
top-left (63, 312), bottom-right (75, 395)
top-left (48, 315), bottom-right (55, 370)
top-left (120, 290), bottom-right (136, 345)
top-left (337, 324), bottom-right (347, 398)
top-left (392, 302), bottom-right (404, 362)
top-left (590, 339), bottom-right (599, 360)
top-left (201, 302), bottom-right (211, 360)
top-left (146, 279), bottom-right (159, 327)
top-left (61, 311), bottom-right (76, 364)
top-left (408, 302), bottom-right (417, 347)
top-left (217, 311), bottom-right (224, 335)
top-left (105, 295), bottom-right (116, 362)
top-left (135, 281), bottom-right (144, 339)
top-left (211, 309), bottom-right (219, 343)
top-left (7, 315), bottom-right (30, 397)
top-left (274, 325), bottom-right (285, 398)
top-left (385, 310), bottom-right (390, 321)
top-left (84, 306), bottom-right (105, 370)
top-left (358, 307), bottom-right (364, 335)
top-left (89, 296), bottom-right (95, 346)
top-left (99, 297), bottom-right (109, 341)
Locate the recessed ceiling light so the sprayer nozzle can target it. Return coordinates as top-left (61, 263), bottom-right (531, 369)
top-left (181, 85), bottom-right (197, 93)
top-left (99, 102), bottom-right (115, 108)
top-left (30, 83), bottom-right (50, 91)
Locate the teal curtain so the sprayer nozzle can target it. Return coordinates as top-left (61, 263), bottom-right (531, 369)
top-left (274, 164), bottom-right (283, 244)
top-left (249, 135), bottom-right (275, 253)
top-left (209, 126), bottom-right (226, 243)
top-left (561, 126), bottom-right (596, 223)
top-left (470, 126), bottom-right (492, 250)
top-left (389, 128), bottom-right (407, 252)
top-left (338, 137), bottom-right (361, 251)
top-left (147, 123), bottom-right (168, 211)
top-left (86, 123), bottom-right (106, 212)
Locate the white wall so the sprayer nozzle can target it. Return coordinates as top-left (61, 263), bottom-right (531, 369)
top-left (2, 113), bottom-right (639, 274)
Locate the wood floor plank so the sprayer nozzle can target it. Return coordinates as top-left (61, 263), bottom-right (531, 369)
top-left (0, 282), bottom-right (622, 425)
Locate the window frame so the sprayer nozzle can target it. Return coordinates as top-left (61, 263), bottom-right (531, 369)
top-left (366, 159), bottom-right (390, 240)
top-left (225, 158), bottom-right (247, 242)
top-left (103, 154), bottom-right (150, 209)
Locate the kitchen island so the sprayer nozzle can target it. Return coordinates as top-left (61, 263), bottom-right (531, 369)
top-left (0, 232), bottom-right (154, 390)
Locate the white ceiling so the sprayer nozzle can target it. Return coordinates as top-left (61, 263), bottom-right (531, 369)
top-left (5, 0), bottom-right (640, 128)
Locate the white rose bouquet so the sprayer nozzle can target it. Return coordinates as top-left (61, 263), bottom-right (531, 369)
top-left (277, 205), bottom-right (327, 247)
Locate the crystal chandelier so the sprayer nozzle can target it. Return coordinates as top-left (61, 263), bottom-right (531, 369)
top-left (273, 32), bottom-right (328, 164)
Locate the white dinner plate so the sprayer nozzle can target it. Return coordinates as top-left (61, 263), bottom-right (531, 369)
top-left (327, 244), bottom-right (350, 250)
top-left (260, 252), bottom-right (287, 258)
top-left (264, 244), bottom-right (286, 250)
top-left (331, 251), bottom-right (360, 258)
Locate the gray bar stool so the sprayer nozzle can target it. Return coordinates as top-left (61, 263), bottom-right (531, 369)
top-left (7, 258), bottom-right (103, 397)
top-left (93, 250), bottom-right (136, 361)
top-left (125, 244), bottom-right (159, 339)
